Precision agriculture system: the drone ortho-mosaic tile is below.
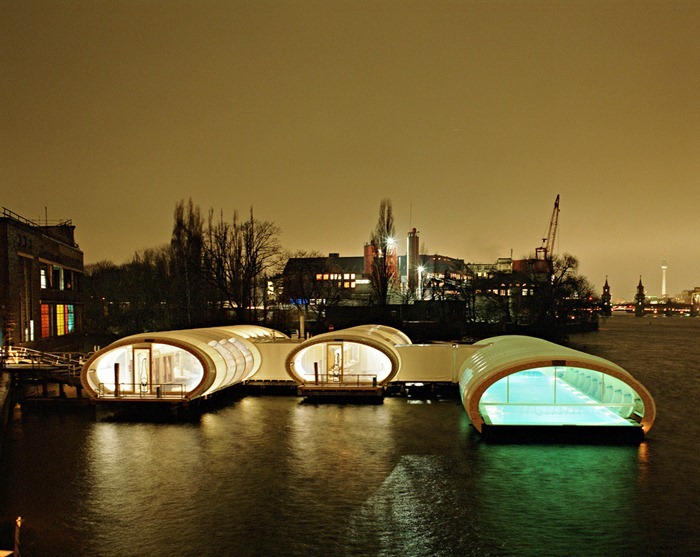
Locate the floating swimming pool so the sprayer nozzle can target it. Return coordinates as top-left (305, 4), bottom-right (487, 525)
top-left (480, 371), bottom-right (635, 426)
top-left (460, 336), bottom-right (655, 435)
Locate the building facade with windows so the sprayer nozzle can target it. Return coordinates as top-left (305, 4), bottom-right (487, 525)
top-left (281, 253), bottom-right (369, 307)
top-left (0, 208), bottom-right (84, 348)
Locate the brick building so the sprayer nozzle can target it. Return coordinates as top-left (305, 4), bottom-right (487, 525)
top-left (0, 208), bottom-right (84, 349)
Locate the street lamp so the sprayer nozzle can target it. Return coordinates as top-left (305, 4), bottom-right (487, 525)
top-left (418, 265), bottom-right (424, 300)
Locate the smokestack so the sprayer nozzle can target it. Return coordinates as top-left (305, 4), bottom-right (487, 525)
top-left (407, 228), bottom-right (419, 290)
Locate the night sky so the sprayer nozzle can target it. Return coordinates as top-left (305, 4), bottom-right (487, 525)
top-left (3, 1), bottom-right (699, 301)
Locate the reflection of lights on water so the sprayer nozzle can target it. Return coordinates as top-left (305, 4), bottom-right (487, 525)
top-left (636, 442), bottom-right (651, 485)
top-left (637, 442), bottom-right (650, 464)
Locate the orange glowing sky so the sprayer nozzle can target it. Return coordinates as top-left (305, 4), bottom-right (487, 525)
top-left (3, 1), bottom-right (699, 300)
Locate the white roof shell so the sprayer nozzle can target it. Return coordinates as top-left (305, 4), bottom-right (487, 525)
top-left (81, 325), bottom-right (288, 400)
top-left (285, 325), bottom-right (410, 385)
top-left (459, 335), bottom-right (656, 433)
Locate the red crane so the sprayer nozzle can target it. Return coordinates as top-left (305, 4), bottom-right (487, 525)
top-left (535, 194), bottom-right (560, 261)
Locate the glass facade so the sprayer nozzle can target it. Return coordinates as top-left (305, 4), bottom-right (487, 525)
top-left (82, 325), bottom-right (285, 400)
top-left (291, 341), bottom-right (392, 385)
top-left (286, 325), bottom-right (408, 387)
top-left (89, 344), bottom-right (204, 397)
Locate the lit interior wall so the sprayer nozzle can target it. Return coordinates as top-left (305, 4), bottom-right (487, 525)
top-left (285, 325), bottom-right (407, 386)
top-left (290, 341), bottom-right (393, 384)
top-left (89, 343), bottom-right (205, 397)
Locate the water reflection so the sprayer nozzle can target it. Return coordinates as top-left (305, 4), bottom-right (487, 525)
top-left (345, 455), bottom-right (483, 556)
top-left (1, 317), bottom-right (698, 556)
top-left (344, 443), bottom-right (648, 557)
top-left (470, 444), bottom-right (643, 556)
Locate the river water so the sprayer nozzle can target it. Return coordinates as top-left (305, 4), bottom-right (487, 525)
top-left (1, 315), bottom-right (699, 556)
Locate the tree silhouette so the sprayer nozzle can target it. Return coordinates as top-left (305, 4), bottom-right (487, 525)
top-left (368, 198), bottom-right (397, 305)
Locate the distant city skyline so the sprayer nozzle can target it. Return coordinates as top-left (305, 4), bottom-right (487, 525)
top-left (3, 1), bottom-right (699, 302)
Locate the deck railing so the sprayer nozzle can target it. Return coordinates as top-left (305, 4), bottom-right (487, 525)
top-left (0, 346), bottom-right (86, 375)
top-left (306, 373), bottom-right (378, 387)
top-left (97, 382), bottom-right (186, 399)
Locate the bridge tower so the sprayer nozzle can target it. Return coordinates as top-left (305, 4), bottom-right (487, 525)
top-left (601, 276), bottom-right (612, 316)
top-left (635, 276), bottom-right (646, 317)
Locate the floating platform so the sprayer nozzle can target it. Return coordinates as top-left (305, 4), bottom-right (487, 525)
top-left (481, 424), bottom-right (645, 445)
top-left (298, 384), bottom-right (384, 399)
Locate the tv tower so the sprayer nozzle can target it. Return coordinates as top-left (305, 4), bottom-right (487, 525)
top-left (661, 257), bottom-right (668, 299)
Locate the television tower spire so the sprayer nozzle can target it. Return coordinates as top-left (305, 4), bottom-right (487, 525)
top-left (661, 257), bottom-right (668, 299)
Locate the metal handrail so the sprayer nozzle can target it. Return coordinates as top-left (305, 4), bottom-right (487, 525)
top-left (480, 401), bottom-right (636, 407)
top-left (97, 382), bottom-right (186, 399)
top-left (2, 206), bottom-right (73, 227)
top-left (0, 346), bottom-right (86, 375)
top-left (308, 373), bottom-right (379, 387)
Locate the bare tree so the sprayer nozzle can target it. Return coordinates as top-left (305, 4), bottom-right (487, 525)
top-left (203, 207), bottom-right (282, 323)
top-left (171, 199), bottom-right (205, 327)
top-left (84, 247), bottom-right (176, 335)
top-left (242, 208), bottom-right (283, 321)
top-left (369, 198), bottom-right (397, 305)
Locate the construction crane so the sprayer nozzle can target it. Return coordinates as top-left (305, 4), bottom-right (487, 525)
top-left (535, 194), bottom-right (560, 261)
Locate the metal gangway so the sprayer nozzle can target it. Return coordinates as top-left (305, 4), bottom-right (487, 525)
top-left (0, 346), bottom-right (87, 377)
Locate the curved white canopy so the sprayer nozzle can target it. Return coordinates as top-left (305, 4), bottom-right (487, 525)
top-left (285, 325), bottom-right (409, 386)
top-left (459, 335), bottom-right (656, 433)
top-left (81, 325), bottom-right (287, 400)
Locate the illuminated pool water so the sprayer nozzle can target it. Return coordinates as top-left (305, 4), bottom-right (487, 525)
top-left (480, 372), bottom-right (636, 426)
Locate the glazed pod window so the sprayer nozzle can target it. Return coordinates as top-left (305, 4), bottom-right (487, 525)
top-left (286, 325), bottom-right (409, 387)
top-left (81, 325), bottom-right (287, 400)
top-left (459, 335), bottom-right (656, 436)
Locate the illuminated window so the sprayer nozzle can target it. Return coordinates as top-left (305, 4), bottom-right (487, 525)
top-left (67, 305), bottom-right (74, 333)
top-left (40, 266), bottom-right (48, 289)
top-left (56, 305), bottom-right (65, 336)
top-left (41, 304), bottom-right (50, 338)
top-left (316, 274), bottom-right (323, 281)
